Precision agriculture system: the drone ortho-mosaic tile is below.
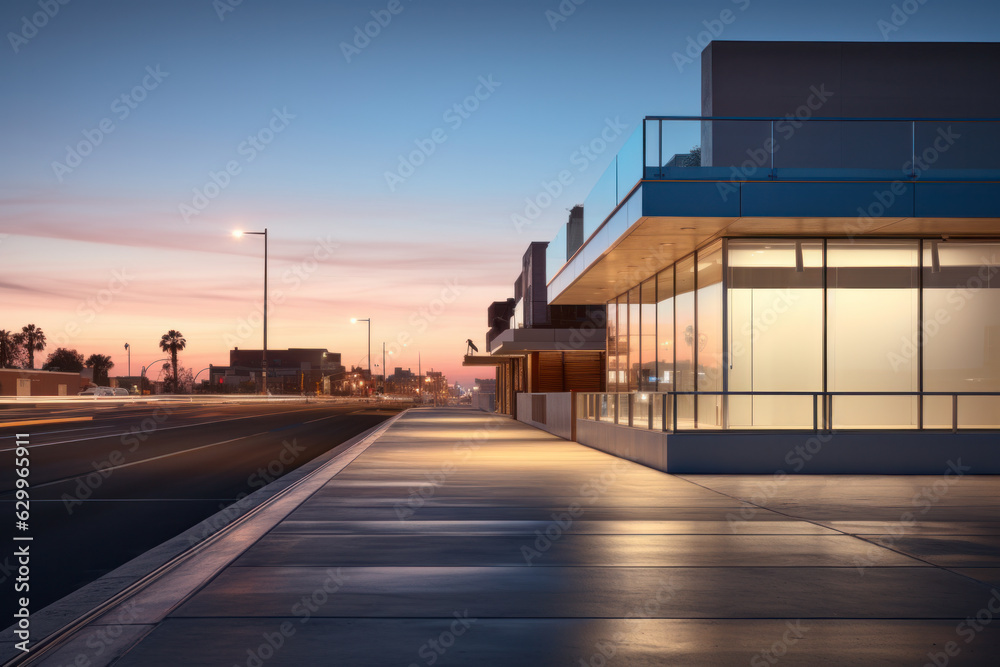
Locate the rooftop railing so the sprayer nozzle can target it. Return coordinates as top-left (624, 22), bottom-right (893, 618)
top-left (548, 116), bottom-right (1000, 287)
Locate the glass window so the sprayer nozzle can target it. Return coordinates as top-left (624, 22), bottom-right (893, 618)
top-left (639, 278), bottom-right (657, 391)
top-left (628, 286), bottom-right (640, 392)
top-left (727, 240), bottom-right (823, 428)
top-left (606, 299), bottom-right (618, 392)
top-left (827, 240), bottom-right (919, 428)
top-left (656, 267), bottom-right (675, 393)
top-left (675, 255), bottom-right (696, 428)
top-left (697, 242), bottom-right (724, 428)
top-left (923, 241), bottom-right (1000, 428)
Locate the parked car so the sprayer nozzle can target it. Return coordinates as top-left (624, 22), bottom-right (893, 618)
top-left (78, 386), bottom-right (127, 397)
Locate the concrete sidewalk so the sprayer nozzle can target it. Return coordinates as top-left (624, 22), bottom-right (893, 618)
top-left (21, 408), bottom-right (1000, 665)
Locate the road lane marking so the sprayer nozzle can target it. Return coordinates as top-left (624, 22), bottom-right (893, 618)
top-left (12, 432), bottom-right (270, 491)
top-left (0, 416), bottom-right (93, 428)
top-left (0, 405), bottom-right (345, 452)
top-left (0, 412), bottom-right (374, 493)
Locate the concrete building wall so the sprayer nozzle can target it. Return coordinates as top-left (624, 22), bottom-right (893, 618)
top-left (0, 369), bottom-right (82, 396)
top-left (473, 392), bottom-right (496, 413)
top-left (701, 41), bottom-right (1000, 168)
top-left (516, 392), bottom-right (574, 440)
top-left (573, 419), bottom-right (1000, 474)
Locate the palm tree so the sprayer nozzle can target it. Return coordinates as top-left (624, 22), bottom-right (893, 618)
top-left (20, 324), bottom-right (46, 369)
top-left (159, 330), bottom-right (187, 393)
top-left (85, 354), bottom-right (115, 385)
top-left (0, 330), bottom-right (21, 368)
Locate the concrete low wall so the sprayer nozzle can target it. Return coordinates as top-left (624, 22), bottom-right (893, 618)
top-left (517, 392), bottom-right (574, 440)
top-left (472, 393), bottom-right (496, 413)
top-left (576, 419), bottom-right (670, 471)
top-left (575, 419), bottom-right (1000, 474)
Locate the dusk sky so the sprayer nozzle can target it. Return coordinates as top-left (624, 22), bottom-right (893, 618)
top-left (2, 0), bottom-right (997, 386)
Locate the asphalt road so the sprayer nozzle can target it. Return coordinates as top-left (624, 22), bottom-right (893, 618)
top-left (0, 400), bottom-right (400, 621)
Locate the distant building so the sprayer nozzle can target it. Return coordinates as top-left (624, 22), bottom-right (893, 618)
top-left (387, 367), bottom-right (419, 395)
top-left (209, 348), bottom-right (345, 394)
top-left (0, 369), bottom-right (83, 396)
top-left (466, 226), bottom-right (607, 417)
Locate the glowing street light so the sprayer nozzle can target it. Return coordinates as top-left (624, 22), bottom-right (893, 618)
top-left (351, 317), bottom-right (371, 394)
top-left (233, 228), bottom-right (268, 395)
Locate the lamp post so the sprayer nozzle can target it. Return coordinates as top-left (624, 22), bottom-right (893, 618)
top-left (233, 229), bottom-right (268, 395)
top-left (350, 317), bottom-right (371, 395)
top-left (141, 358), bottom-right (170, 395)
top-left (124, 343), bottom-right (130, 391)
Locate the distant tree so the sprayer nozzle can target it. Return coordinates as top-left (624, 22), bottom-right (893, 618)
top-left (85, 354), bottom-right (115, 385)
top-left (19, 324), bottom-right (46, 369)
top-left (158, 362), bottom-right (193, 393)
top-left (690, 145), bottom-right (701, 167)
top-left (43, 348), bottom-right (85, 373)
top-left (0, 330), bottom-right (26, 369)
top-left (158, 330), bottom-right (187, 393)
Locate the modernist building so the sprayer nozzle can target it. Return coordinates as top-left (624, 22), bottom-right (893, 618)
top-left (467, 223), bottom-right (607, 417)
top-left (536, 41), bottom-right (1000, 473)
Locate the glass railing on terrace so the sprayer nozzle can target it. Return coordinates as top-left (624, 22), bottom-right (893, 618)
top-left (577, 391), bottom-right (1000, 433)
top-left (547, 116), bottom-right (1000, 288)
top-left (644, 116), bottom-right (1000, 178)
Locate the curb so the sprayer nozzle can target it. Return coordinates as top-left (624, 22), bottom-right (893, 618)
top-left (0, 409), bottom-right (408, 665)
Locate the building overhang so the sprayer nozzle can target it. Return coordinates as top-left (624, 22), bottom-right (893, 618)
top-left (462, 355), bottom-right (514, 367)
top-left (549, 176), bottom-right (1000, 305)
top-left (487, 328), bottom-right (605, 356)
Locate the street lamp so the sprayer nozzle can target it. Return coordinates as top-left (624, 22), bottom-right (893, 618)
top-left (350, 317), bottom-right (370, 394)
top-left (141, 358), bottom-right (170, 395)
top-left (234, 228), bottom-right (268, 395)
